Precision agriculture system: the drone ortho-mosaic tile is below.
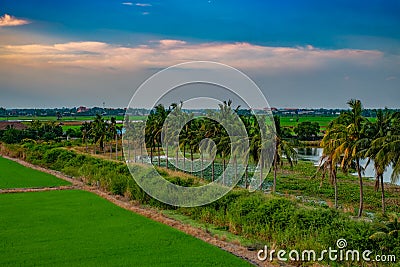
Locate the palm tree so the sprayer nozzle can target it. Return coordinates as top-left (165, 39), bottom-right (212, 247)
top-left (272, 115), bottom-right (298, 193)
top-left (366, 110), bottom-right (400, 213)
top-left (327, 99), bottom-right (368, 217)
top-left (80, 121), bottom-right (92, 153)
top-left (320, 128), bottom-right (341, 209)
top-left (92, 114), bottom-right (107, 152)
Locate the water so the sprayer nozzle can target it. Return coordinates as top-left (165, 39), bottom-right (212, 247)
top-left (295, 147), bottom-right (399, 185)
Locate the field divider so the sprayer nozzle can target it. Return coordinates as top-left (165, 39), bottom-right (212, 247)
top-left (0, 154), bottom-right (275, 267)
top-left (0, 185), bottom-right (80, 194)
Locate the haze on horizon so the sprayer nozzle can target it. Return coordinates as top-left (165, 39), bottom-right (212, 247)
top-left (0, 0), bottom-right (399, 109)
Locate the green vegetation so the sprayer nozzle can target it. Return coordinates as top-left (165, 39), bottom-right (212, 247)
top-left (294, 121), bottom-right (320, 140)
top-left (1, 100), bottom-right (399, 265)
top-left (321, 101), bottom-right (400, 216)
top-left (0, 190), bottom-right (250, 266)
top-left (2, 142), bottom-right (399, 265)
top-left (0, 156), bottom-right (70, 189)
top-left (279, 115), bottom-right (335, 129)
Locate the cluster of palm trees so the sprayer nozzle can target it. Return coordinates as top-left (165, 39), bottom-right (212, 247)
top-left (80, 114), bottom-right (122, 159)
top-left (124, 101), bottom-right (299, 190)
top-left (320, 99), bottom-right (400, 216)
top-left (83, 100), bottom-right (399, 217)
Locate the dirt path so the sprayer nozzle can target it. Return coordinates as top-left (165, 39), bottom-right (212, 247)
top-left (0, 185), bottom-right (79, 194)
top-left (0, 155), bottom-right (285, 267)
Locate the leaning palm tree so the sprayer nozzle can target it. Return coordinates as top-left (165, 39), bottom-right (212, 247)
top-left (319, 128), bottom-right (342, 209)
top-left (327, 99), bottom-right (368, 217)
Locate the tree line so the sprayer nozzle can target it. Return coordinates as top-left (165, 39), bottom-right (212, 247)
top-left (319, 99), bottom-right (400, 216)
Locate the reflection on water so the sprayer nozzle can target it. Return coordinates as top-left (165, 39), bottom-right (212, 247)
top-left (295, 147), bottom-right (323, 166)
top-left (295, 147), bottom-right (399, 185)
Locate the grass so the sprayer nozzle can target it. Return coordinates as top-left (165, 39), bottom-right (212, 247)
top-left (0, 190), bottom-right (251, 266)
top-left (0, 156), bottom-right (70, 189)
top-left (279, 116), bottom-right (336, 129)
top-left (265, 160), bottom-right (400, 214)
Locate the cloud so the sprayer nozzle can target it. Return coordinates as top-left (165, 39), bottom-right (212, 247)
top-left (386, 76), bottom-right (397, 81)
top-left (158, 40), bottom-right (187, 46)
top-left (121, 2), bottom-right (133, 6)
top-left (142, 12), bottom-right (150, 15)
top-left (0, 40), bottom-right (384, 72)
top-left (136, 3), bottom-right (152, 7)
top-left (0, 14), bottom-right (30, 27)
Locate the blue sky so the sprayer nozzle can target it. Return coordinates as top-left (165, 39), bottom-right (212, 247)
top-left (0, 0), bottom-right (399, 108)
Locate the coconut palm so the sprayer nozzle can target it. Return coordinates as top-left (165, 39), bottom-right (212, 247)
top-left (365, 111), bottom-right (400, 213)
top-left (80, 121), bottom-right (92, 153)
top-left (92, 114), bottom-right (107, 152)
top-left (271, 115), bottom-right (298, 193)
top-left (327, 99), bottom-right (368, 217)
top-left (363, 110), bottom-right (393, 213)
top-left (319, 128), bottom-right (342, 209)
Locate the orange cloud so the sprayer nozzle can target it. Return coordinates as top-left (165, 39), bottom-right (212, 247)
top-left (0, 40), bottom-right (384, 72)
top-left (0, 14), bottom-right (30, 27)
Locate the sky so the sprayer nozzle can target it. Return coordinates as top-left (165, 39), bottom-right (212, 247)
top-left (0, 0), bottom-right (399, 109)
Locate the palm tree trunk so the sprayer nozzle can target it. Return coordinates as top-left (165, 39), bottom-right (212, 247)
top-left (190, 148), bottom-right (194, 173)
top-left (374, 166), bottom-right (380, 191)
top-left (333, 170), bottom-right (338, 209)
top-left (157, 141), bottom-right (161, 167)
top-left (273, 156), bottom-right (278, 193)
top-left (183, 144), bottom-right (186, 172)
top-left (175, 147), bottom-right (178, 171)
top-left (356, 159), bottom-right (364, 217)
top-left (140, 142), bottom-right (143, 163)
top-left (115, 134), bottom-right (118, 160)
top-left (245, 165), bottom-right (248, 189)
top-left (380, 174), bottom-right (386, 214)
top-left (259, 153), bottom-right (263, 190)
top-left (201, 151), bottom-right (204, 178)
top-left (150, 144), bottom-right (153, 164)
top-left (234, 156), bottom-right (237, 183)
top-left (166, 143), bottom-right (169, 169)
top-left (222, 153), bottom-right (225, 185)
top-left (127, 139), bottom-right (131, 162)
top-left (212, 160), bottom-right (215, 182)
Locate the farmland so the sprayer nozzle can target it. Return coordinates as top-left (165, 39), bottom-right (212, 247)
top-left (0, 156), bottom-right (70, 189)
top-left (0, 190), bottom-right (250, 266)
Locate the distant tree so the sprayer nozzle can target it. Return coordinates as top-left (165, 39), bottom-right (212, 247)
top-left (92, 114), bottom-right (107, 151)
top-left (0, 107), bottom-right (6, 116)
top-left (294, 121), bottom-right (320, 140)
top-left (56, 111), bottom-right (62, 121)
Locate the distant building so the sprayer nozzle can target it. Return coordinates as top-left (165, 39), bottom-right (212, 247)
top-left (77, 106), bottom-right (89, 113)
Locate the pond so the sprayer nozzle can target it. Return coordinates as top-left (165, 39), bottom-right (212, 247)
top-left (295, 147), bottom-right (399, 185)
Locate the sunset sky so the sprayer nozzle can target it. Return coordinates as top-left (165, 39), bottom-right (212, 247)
top-left (0, 0), bottom-right (399, 108)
